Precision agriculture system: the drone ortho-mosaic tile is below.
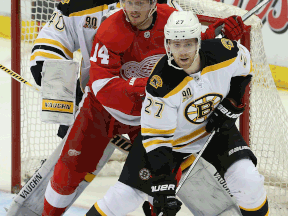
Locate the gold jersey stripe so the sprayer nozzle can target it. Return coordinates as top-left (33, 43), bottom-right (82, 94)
top-left (84, 173), bottom-right (96, 183)
top-left (94, 202), bottom-right (107, 216)
top-left (142, 128), bottom-right (176, 135)
top-left (239, 196), bottom-right (267, 211)
top-left (173, 131), bottom-right (209, 150)
top-left (34, 38), bottom-right (73, 59)
top-left (116, 2), bottom-right (121, 8)
top-left (30, 51), bottom-right (64, 61)
top-left (42, 99), bottom-right (74, 114)
top-left (180, 154), bottom-right (196, 171)
top-left (250, 60), bottom-right (253, 74)
top-left (164, 76), bottom-right (193, 99)
top-left (172, 126), bottom-right (206, 146)
top-left (103, 4), bottom-right (109, 10)
top-left (143, 139), bottom-right (173, 149)
top-left (202, 57), bottom-right (237, 76)
top-left (69, 5), bottom-right (104, 17)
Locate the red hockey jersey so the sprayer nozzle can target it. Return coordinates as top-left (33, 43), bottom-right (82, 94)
top-left (89, 4), bottom-right (176, 126)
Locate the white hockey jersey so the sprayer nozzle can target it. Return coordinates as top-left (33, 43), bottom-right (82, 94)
top-left (141, 39), bottom-right (252, 154)
top-left (30, 0), bottom-right (120, 89)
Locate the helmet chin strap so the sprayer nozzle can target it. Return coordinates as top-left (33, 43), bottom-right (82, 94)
top-left (166, 37), bottom-right (201, 72)
top-left (183, 51), bottom-right (200, 73)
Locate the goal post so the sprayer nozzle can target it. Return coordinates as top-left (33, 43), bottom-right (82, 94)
top-left (10, 0), bottom-right (62, 194)
top-left (11, 0), bottom-right (22, 194)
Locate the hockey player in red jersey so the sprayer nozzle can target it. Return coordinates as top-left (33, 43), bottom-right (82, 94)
top-left (41, 0), bottom-right (247, 215)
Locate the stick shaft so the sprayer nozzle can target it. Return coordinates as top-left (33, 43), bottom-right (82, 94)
top-left (176, 130), bottom-right (216, 193)
top-left (214, 0), bottom-right (272, 36)
top-left (158, 131), bottom-right (216, 216)
top-left (0, 64), bottom-right (40, 92)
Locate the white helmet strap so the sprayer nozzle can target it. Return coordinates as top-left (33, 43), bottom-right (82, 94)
top-left (165, 38), bottom-right (201, 71)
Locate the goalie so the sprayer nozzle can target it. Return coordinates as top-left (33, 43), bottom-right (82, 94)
top-left (85, 11), bottom-right (269, 216)
top-left (6, 1), bottom-right (247, 216)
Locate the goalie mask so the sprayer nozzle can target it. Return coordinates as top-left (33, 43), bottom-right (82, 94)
top-left (120, 0), bottom-right (157, 27)
top-left (164, 11), bottom-right (202, 70)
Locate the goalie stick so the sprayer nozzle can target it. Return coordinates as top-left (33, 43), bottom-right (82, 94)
top-left (0, 64), bottom-right (40, 92)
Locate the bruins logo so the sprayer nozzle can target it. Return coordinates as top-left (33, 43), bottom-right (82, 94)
top-left (184, 94), bottom-right (223, 124)
top-left (221, 38), bottom-right (234, 50)
top-left (150, 75), bottom-right (163, 89)
top-left (139, 168), bottom-right (151, 180)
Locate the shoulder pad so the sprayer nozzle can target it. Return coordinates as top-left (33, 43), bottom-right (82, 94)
top-left (147, 55), bottom-right (189, 98)
top-left (200, 39), bottom-right (239, 67)
top-left (96, 11), bottom-right (135, 53)
top-left (57, 0), bottom-right (117, 17)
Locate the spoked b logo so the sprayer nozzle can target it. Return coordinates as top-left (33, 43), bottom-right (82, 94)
top-left (184, 93), bottom-right (223, 124)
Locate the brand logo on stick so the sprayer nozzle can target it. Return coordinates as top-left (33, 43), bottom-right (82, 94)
top-left (19, 173), bottom-right (43, 199)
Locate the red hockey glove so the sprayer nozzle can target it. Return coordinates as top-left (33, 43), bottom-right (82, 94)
top-left (125, 77), bottom-right (148, 103)
top-left (206, 98), bottom-right (245, 133)
top-left (201, 16), bottom-right (245, 41)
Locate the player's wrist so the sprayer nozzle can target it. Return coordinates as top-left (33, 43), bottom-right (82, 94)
top-left (219, 98), bottom-right (246, 113)
top-left (206, 98), bottom-right (245, 133)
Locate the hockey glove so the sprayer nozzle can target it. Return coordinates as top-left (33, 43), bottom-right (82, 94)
top-left (202, 16), bottom-right (245, 41)
top-left (125, 77), bottom-right (148, 103)
top-left (151, 174), bottom-right (182, 216)
top-left (206, 98), bottom-right (245, 133)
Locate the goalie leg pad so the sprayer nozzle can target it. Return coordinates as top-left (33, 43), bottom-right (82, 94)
top-left (177, 155), bottom-right (242, 216)
top-left (6, 142), bottom-right (116, 216)
top-left (94, 181), bottom-right (147, 216)
top-left (224, 158), bottom-right (268, 215)
top-left (6, 138), bottom-right (65, 216)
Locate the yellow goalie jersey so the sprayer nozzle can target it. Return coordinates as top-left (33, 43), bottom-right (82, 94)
top-left (30, 0), bottom-right (120, 88)
top-left (141, 39), bottom-right (252, 154)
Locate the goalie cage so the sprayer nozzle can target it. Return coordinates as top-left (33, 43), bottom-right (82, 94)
top-left (10, 0), bottom-right (288, 215)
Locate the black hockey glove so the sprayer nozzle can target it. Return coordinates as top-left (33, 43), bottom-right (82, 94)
top-left (206, 98), bottom-right (245, 133)
top-left (151, 174), bottom-right (182, 216)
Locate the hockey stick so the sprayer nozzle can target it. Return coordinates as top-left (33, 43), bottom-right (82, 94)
top-left (0, 64), bottom-right (40, 92)
top-left (176, 130), bottom-right (216, 193)
top-left (158, 130), bottom-right (216, 216)
top-left (214, 0), bottom-right (272, 36)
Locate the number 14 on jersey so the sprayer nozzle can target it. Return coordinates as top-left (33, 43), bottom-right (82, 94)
top-left (90, 43), bottom-right (109, 64)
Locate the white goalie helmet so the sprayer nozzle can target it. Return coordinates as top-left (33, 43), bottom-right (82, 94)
top-left (120, 0), bottom-right (157, 25)
top-left (164, 11), bottom-right (202, 70)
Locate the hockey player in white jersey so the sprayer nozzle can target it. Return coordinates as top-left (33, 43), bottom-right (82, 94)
top-left (85, 11), bottom-right (269, 216)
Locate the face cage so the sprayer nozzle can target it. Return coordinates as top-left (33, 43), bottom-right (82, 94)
top-left (165, 37), bottom-right (201, 70)
top-left (120, 0), bottom-right (157, 26)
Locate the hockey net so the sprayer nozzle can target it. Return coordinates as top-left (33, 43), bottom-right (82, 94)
top-left (13, 0), bottom-right (288, 214)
